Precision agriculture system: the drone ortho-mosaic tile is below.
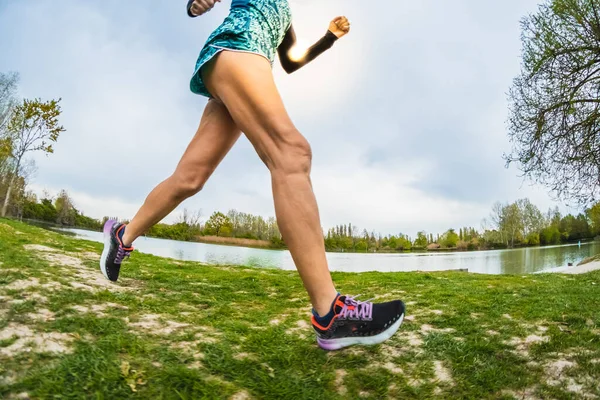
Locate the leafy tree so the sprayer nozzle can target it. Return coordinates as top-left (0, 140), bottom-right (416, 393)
top-left (518, 198), bottom-right (545, 236)
top-left (1, 98), bottom-right (64, 216)
top-left (413, 231), bottom-right (428, 249)
top-left (568, 213), bottom-right (591, 240)
top-left (586, 202), bottom-right (600, 236)
top-left (525, 232), bottom-right (541, 246)
top-left (507, 0), bottom-right (600, 204)
top-left (440, 229), bottom-right (459, 248)
top-left (502, 203), bottom-right (524, 248)
top-left (22, 197), bottom-right (58, 222)
top-left (355, 240), bottom-right (367, 252)
top-left (55, 190), bottom-right (76, 225)
top-left (467, 238), bottom-right (480, 250)
top-left (74, 212), bottom-right (102, 230)
top-left (204, 211), bottom-right (232, 236)
top-left (386, 236), bottom-right (398, 250)
top-left (397, 236), bottom-right (412, 251)
top-left (220, 225), bottom-right (233, 237)
top-left (540, 225), bottom-right (562, 245)
top-left (225, 209), bottom-right (280, 241)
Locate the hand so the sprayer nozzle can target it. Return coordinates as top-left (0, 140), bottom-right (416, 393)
top-left (328, 16), bottom-right (351, 39)
top-left (188, 0), bottom-right (220, 17)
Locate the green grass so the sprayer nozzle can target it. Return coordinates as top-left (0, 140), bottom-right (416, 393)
top-left (0, 219), bottom-right (599, 399)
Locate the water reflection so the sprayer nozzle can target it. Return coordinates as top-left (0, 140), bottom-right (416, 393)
top-left (61, 228), bottom-right (599, 275)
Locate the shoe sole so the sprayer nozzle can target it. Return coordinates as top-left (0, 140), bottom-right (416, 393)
top-left (99, 220), bottom-right (115, 281)
top-left (316, 314), bottom-right (404, 351)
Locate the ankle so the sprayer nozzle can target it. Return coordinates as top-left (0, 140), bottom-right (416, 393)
top-left (313, 292), bottom-right (339, 317)
top-left (119, 226), bottom-right (134, 248)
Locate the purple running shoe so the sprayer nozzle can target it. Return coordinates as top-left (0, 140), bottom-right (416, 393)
top-left (100, 219), bottom-right (133, 282)
top-left (312, 294), bottom-right (405, 351)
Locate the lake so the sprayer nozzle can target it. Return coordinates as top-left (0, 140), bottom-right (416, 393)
top-left (61, 228), bottom-right (600, 274)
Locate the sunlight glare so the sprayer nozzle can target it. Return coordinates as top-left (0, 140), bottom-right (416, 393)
top-left (288, 39), bottom-right (309, 61)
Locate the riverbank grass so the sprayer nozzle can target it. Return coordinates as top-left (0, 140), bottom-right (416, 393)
top-left (1, 219), bottom-right (599, 399)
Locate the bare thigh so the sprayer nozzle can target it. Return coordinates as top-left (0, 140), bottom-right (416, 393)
top-left (173, 98), bottom-right (242, 190)
top-left (202, 51), bottom-right (310, 171)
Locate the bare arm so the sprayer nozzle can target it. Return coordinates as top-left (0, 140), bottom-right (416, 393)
top-left (277, 24), bottom-right (339, 74)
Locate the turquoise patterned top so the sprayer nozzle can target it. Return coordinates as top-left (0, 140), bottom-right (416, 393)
top-left (190, 0), bottom-right (292, 97)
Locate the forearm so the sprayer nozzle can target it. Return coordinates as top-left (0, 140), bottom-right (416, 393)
top-left (278, 26), bottom-right (339, 74)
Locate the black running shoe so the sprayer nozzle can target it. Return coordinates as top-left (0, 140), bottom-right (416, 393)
top-left (100, 219), bottom-right (133, 282)
top-left (312, 295), bottom-right (405, 350)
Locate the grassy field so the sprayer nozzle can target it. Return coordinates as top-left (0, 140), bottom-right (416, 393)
top-left (0, 219), bottom-right (599, 399)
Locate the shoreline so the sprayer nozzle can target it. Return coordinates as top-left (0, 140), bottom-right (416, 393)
top-left (541, 259), bottom-right (600, 275)
top-left (18, 219), bottom-right (598, 255)
top-left (561, 261), bottom-right (600, 274)
top-left (21, 221), bottom-right (600, 275)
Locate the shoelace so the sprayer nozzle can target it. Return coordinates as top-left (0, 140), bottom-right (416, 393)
top-left (339, 295), bottom-right (373, 321)
top-left (115, 246), bottom-right (132, 264)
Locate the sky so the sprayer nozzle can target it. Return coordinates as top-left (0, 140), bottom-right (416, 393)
top-left (0, 0), bottom-right (578, 237)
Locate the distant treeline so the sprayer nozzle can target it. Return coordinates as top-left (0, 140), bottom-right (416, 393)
top-left (5, 189), bottom-right (600, 253)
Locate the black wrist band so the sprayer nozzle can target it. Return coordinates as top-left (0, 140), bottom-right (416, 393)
top-left (325, 30), bottom-right (339, 43)
top-left (187, 0), bottom-right (198, 18)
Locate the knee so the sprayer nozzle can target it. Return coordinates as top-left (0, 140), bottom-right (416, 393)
top-left (170, 168), bottom-right (209, 199)
top-left (267, 128), bottom-right (313, 177)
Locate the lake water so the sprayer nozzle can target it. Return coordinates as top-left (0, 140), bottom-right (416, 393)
top-left (62, 228), bottom-right (600, 275)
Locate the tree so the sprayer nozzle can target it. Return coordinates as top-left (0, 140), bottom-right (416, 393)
top-left (0, 72), bottom-right (19, 205)
top-left (560, 213), bottom-right (591, 240)
top-left (266, 216), bottom-right (281, 242)
top-left (525, 232), bottom-right (541, 246)
top-left (518, 198), bottom-right (545, 236)
top-left (8, 159), bottom-right (36, 218)
top-left (440, 229), bottom-right (459, 248)
top-left (540, 225), bottom-right (562, 245)
top-left (488, 202), bottom-right (506, 244)
top-left (204, 211), bottom-right (232, 236)
top-left (502, 203), bottom-right (524, 248)
top-left (55, 190), bottom-right (76, 225)
top-left (1, 98), bottom-right (64, 217)
top-left (413, 231), bottom-right (428, 249)
top-left (0, 72), bottom-right (19, 133)
top-left (385, 235), bottom-right (398, 250)
top-left (178, 208), bottom-right (202, 227)
top-left (506, 0), bottom-right (600, 205)
top-left (547, 206), bottom-right (562, 227)
top-left (396, 235), bottom-right (412, 251)
top-left (586, 202), bottom-right (600, 236)
top-left (484, 200), bottom-right (529, 247)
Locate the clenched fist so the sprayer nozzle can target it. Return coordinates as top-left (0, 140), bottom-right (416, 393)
top-left (329, 16), bottom-right (351, 39)
top-left (187, 0), bottom-right (221, 17)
